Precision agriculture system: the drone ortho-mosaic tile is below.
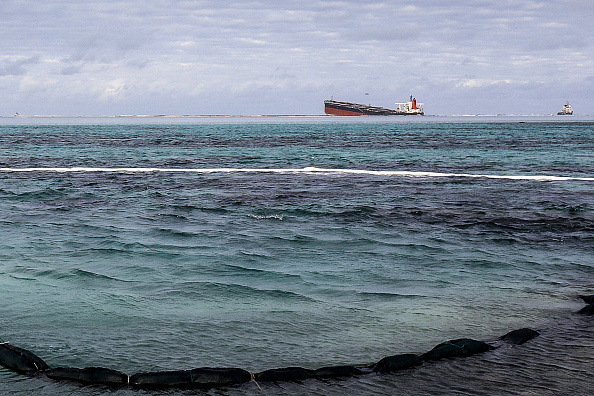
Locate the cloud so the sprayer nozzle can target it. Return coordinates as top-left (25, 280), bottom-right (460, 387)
top-left (456, 79), bottom-right (512, 89)
top-left (0, 56), bottom-right (40, 76)
top-left (18, 75), bottom-right (57, 93)
top-left (0, 0), bottom-right (593, 115)
top-left (60, 64), bottom-right (83, 75)
top-left (98, 79), bottom-right (129, 101)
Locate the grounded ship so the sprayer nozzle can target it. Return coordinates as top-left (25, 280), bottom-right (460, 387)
top-left (557, 101), bottom-right (573, 115)
top-left (324, 95), bottom-right (424, 116)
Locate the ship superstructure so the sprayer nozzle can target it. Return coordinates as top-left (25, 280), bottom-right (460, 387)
top-left (394, 96), bottom-right (424, 115)
top-left (557, 101), bottom-right (573, 115)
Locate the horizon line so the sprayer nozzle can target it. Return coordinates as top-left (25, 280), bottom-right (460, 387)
top-left (3, 113), bottom-right (592, 118)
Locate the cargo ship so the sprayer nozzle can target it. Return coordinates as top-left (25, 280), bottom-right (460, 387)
top-left (324, 95), bottom-right (424, 116)
top-left (557, 101), bottom-right (573, 115)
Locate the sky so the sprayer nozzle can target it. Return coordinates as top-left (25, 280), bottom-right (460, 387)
top-left (1, 0), bottom-right (593, 116)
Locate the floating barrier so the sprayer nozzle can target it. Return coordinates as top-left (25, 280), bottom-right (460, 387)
top-left (577, 304), bottom-right (594, 315)
top-left (372, 354), bottom-right (422, 373)
top-left (421, 338), bottom-right (494, 361)
top-left (254, 367), bottom-right (315, 382)
top-left (129, 370), bottom-right (192, 388)
top-left (576, 294), bottom-right (594, 315)
top-left (129, 367), bottom-right (251, 389)
top-left (499, 328), bottom-right (540, 345)
top-left (21, 291), bottom-right (594, 390)
top-left (0, 342), bottom-right (50, 374)
top-left (189, 367), bottom-right (252, 388)
top-left (314, 365), bottom-right (364, 378)
top-left (0, 331), bottom-right (540, 389)
top-left (0, 335), bottom-right (513, 389)
top-left (46, 367), bottom-right (128, 386)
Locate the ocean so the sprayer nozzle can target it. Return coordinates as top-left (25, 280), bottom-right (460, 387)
top-left (1, 116), bottom-right (593, 395)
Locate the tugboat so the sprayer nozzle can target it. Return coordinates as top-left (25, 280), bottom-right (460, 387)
top-left (557, 101), bottom-right (573, 115)
top-left (324, 95), bottom-right (424, 116)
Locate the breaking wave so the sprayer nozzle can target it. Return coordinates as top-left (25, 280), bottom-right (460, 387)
top-left (1, 167), bottom-right (593, 181)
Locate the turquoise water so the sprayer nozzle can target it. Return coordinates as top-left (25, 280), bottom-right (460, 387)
top-left (1, 116), bottom-right (593, 394)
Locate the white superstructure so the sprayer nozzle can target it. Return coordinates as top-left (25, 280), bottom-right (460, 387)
top-left (558, 101), bottom-right (573, 115)
top-left (395, 95), bottom-right (424, 115)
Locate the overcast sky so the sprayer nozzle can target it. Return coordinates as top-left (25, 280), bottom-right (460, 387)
top-left (1, 0), bottom-right (592, 116)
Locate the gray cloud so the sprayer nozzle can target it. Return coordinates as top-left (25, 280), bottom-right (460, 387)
top-left (0, 56), bottom-right (40, 76)
top-left (1, 0), bottom-right (593, 115)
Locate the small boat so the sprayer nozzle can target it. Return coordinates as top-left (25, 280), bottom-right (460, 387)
top-left (557, 101), bottom-right (573, 115)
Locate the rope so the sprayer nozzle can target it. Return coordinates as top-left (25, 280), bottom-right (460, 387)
top-left (250, 372), bottom-right (262, 390)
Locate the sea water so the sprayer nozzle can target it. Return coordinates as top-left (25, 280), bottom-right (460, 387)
top-left (0, 116), bottom-right (593, 395)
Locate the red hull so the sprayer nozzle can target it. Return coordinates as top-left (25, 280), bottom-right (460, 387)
top-left (324, 107), bottom-right (364, 116)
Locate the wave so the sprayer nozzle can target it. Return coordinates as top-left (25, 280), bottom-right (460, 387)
top-left (158, 281), bottom-right (320, 303)
top-left (355, 291), bottom-right (426, 299)
top-left (1, 166), bottom-right (593, 181)
top-left (70, 268), bottom-right (127, 283)
top-left (247, 214), bottom-right (284, 220)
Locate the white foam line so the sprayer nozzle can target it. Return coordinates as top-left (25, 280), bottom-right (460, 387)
top-left (0, 167), bottom-right (592, 181)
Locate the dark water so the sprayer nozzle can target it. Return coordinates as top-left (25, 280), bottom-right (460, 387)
top-left (1, 116), bottom-right (593, 394)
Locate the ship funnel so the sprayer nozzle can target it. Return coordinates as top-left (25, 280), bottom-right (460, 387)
top-left (412, 98), bottom-right (417, 110)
